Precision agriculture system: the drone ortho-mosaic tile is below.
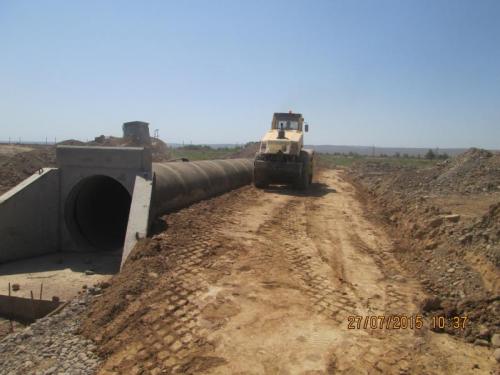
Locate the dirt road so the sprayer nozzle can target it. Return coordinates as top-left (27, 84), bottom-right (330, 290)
top-left (86, 170), bottom-right (497, 374)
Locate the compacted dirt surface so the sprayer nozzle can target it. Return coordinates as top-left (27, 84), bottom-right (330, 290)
top-left (80, 169), bottom-right (498, 374)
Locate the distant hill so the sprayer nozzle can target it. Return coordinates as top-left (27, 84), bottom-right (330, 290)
top-left (168, 143), bottom-right (475, 157)
top-left (4, 140), bottom-right (488, 157)
top-left (306, 145), bottom-right (471, 157)
top-left (167, 143), bottom-right (246, 149)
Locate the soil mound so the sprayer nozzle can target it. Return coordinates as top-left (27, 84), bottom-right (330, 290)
top-left (226, 142), bottom-right (259, 159)
top-left (89, 135), bottom-right (171, 161)
top-left (432, 148), bottom-right (500, 194)
top-left (0, 147), bottom-right (56, 195)
top-left (150, 138), bottom-right (171, 162)
top-left (352, 148), bottom-right (500, 196)
top-left (348, 148), bottom-right (500, 344)
top-left (57, 139), bottom-right (85, 146)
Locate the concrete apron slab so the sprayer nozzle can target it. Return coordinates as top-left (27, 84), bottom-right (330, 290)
top-left (0, 168), bottom-right (59, 263)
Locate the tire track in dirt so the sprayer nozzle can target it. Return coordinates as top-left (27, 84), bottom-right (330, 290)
top-left (85, 188), bottom-right (265, 374)
top-left (273, 200), bottom-right (358, 324)
top-left (95, 232), bottom-right (229, 374)
top-left (257, 177), bottom-right (418, 373)
top-left (87, 170), bottom-right (497, 374)
top-left (190, 171), bottom-right (420, 373)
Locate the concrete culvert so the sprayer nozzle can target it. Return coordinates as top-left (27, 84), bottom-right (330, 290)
top-left (66, 175), bottom-right (131, 251)
top-left (152, 159), bottom-right (254, 215)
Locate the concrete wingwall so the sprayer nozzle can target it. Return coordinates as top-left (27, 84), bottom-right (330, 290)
top-left (0, 169), bottom-right (60, 263)
top-left (121, 175), bottom-right (155, 268)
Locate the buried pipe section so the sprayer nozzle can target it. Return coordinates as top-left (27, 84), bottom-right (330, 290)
top-left (152, 159), bottom-right (253, 214)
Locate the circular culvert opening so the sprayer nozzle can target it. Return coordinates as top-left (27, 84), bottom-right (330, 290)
top-left (66, 175), bottom-right (132, 251)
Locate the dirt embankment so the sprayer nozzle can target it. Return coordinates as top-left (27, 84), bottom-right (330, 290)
top-left (347, 148), bottom-right (500, 344)
top-left (88, 135), bottom-right (172, 162)
top-left (0, 146), bottom-right (56, 195)
top-left (80, 186), bottom-right (263, 373)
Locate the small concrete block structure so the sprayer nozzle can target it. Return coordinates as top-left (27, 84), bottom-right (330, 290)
top-left (122, 121), bottom-right (152, 147)
top-left (0, 294), bottom-right (62, 323)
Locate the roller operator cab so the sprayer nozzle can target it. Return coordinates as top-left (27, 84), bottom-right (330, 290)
top-left (254, 112), bottom-right (315, 189)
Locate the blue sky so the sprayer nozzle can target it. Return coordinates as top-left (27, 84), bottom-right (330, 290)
top-left (1, 0), bottom-right (499, 148)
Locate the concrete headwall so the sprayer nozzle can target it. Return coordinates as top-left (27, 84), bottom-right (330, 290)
top-left (57, 146), bottom-right (152, 252)
top-left (0, 169), bottom-right (59, 263)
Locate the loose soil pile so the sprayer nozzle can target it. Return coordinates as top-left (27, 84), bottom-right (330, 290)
top-left (348, 148), bottom-right (500, 344)
top-left (88, 135), bottom-right (172, 162)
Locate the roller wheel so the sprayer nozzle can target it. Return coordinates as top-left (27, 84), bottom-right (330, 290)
top-left (254, 178), bottom-right (268, 189)
top-left (253, 171), bottom-right (269, 189)
top-left (296, 152), bottom-right (311, 190)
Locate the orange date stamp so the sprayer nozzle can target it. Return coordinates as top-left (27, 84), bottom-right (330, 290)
top-left (347, 315), bottom-right (468, 330)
